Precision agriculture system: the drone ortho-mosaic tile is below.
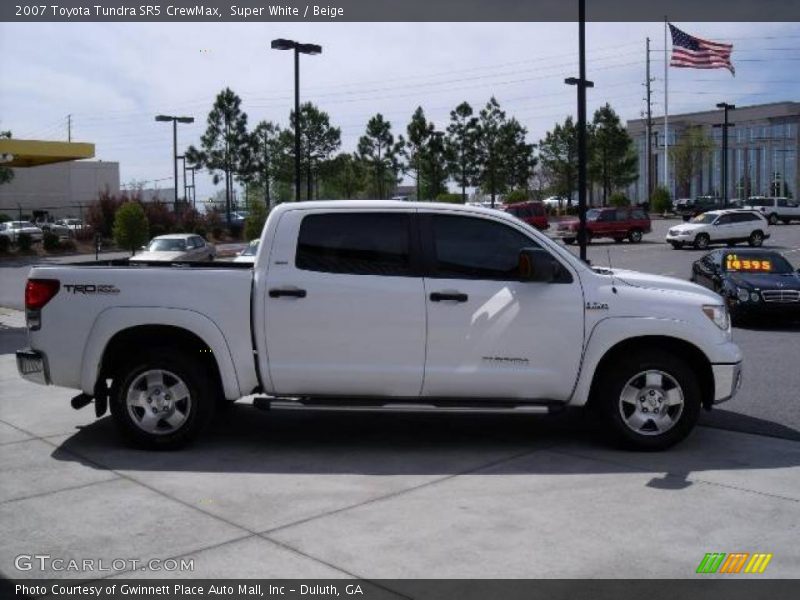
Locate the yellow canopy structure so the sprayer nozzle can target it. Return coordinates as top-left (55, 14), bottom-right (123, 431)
top-left (0, 138), bottom-right (95, 168)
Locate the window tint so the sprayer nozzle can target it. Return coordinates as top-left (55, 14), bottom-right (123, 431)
top-left (616, 209), bottom-right (629, 221)
top-left (716, 215), bottom-right (732, 225)
top-left (777, 199), bottom-right (787, 207)
top-left (430, 215), bottom-right (539, 280)
top-left (296, 213), bottom-right (412, 276)
top-left (531, 204), bottom-right (544, 217)
top-left (631, 208), bottom-right (646, 220)
top-left (734, 213), bottom-right (758, 223)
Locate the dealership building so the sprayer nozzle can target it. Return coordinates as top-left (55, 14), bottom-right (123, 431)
top-left (626, 101), bottom-right (799, 203)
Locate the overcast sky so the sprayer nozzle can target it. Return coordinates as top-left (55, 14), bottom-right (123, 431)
top-left (1, 21), bottom-right (798, 201)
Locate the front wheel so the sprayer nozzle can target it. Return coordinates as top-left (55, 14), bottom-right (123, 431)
top-left (595, 350), bottom-right (701, 450)
top-left (748, 230), bottom-right (764, 247)
top-left (669, 242), bottom-right (684, 250)
top-left (768, 213), bottom-right (778, 226)
top-left (628, 229), bottom-right (643, 243)
top-left (110, 351), bottom-right (215, 450)
top-left (694, 233), bottom-right (710, 250)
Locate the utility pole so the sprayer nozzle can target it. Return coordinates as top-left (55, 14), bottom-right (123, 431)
top-left (565, 0), bottom-right (594, 264)
top-left (67, 114), bottom-right (72, 142)
top-left (645, 38), bottom-right (654, 202)
top-left (713, 103), bottom-right (735, 205)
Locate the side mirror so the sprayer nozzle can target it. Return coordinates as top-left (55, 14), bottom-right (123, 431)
top-left (518, 248), bottom-right (557, 283)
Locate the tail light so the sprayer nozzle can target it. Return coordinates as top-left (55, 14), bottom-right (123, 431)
top-left (25, 279), bottom-right (60, 310)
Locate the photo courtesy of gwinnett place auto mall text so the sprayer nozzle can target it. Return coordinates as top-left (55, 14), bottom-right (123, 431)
top-left (0, 0), bottom-right (798, 598)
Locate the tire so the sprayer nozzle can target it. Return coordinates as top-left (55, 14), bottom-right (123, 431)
top-left (563, 237), bottom-right (576, 245)
top-left (628, 229), bottom-right (643, 243)
top-left (110, 350), bottom-right (215, 450)
top-left (781, 218), bottom-right (790, 225)
top-left (693, 233), bottom-right (710, 250)
top-left (768, 213), bottom-right (778, 226)
top-left (748, 230), bottom-right (764, 247)
top-left (614, 237), bottom-right (624, 244)
top-left (595, 350), bottom-right (702, 450)
top-left (669, 242), bottom-right (684, 250)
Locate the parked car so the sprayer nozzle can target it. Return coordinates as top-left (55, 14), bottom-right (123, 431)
top-left (130, 234), bottom-right (216, 262)
top-left (741, 196), bottom-right (800, 225)
top-left (675, 196), bottom-right (726, 221)
top-left (554, 206), bottom-right (651, 244)
top-left (691, 248), bottom-right (800, 323)
top-left (542, 196), bottom-right (568, 209)
top-left (665, 209), bottom-right (769, 250)
top-left (0, 221), bottom-right (43, 243)
top-left (504, 201), bottom-right (549, 230)
top-left (39, 221), bottom-right (72, 238)
top-left (16, 201), bottom-right (742, 451)
top-left (57, 218), bottom-right (88, 233)
top-left (233, 239), bottom-right (259, 264)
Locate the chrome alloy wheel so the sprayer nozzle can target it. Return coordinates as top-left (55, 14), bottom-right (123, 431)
top-left (618, 370), bottom-right (684, 436)
top-left (126, 369), bottom-right (192, 435)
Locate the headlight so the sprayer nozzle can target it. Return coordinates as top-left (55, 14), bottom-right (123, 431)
top-left (750, 292), bottom-right (760, 302)
top-left (737, 287), bottom-right (750, 302)
top-left (702, 304), bottom-right (730, 331)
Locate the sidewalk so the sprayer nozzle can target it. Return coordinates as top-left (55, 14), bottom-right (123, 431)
top-left (0, 345), bottom-right (797, 580)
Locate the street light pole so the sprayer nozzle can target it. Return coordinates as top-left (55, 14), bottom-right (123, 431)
top-left (271, 38), bottom-right (322, 202)
top-left (155, 115), bottom-right (194, 212)
top-left (713, 103), bottom-right (735, 205)
top-left (565, 0), bottom-right (594, 264)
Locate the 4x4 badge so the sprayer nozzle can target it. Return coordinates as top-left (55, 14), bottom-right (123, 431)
top-left (586, 301), bottom-right (609, 310)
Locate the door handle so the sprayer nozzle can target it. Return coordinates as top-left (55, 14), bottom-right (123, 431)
top-left (430, 292), bottom-right (468, 303)
top-left (269, 288), bottom-right (307, 298)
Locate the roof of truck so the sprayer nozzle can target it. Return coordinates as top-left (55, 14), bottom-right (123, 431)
top-left (272, 200), bottom-right (507, 216)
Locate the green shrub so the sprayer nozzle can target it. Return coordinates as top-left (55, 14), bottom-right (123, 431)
top-left (244, 200), bottom-right (268, 241)
top-left (16, 233), bottom-right (32, 252)
top-left (435, 193), bottom-right (463, 204)
top-left (0, 235), bottom-right (10, 253)
top-left (504, 189), bottom-right (529, 204)
top-left (609, 192), bottom-right (630, 207)
top-left (0, 213), bottom-right (10, 223)
top-left (113, 202), bottom-right (149, 254)
top-left (43, 232), bottom-right (60, 252)
top-left (650, 186), bottom-right (672, 214)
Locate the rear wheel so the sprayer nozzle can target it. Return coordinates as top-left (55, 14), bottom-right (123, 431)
top-left (669, 242), bottom-right (684, 250)
top-left (768, 213), bottom-right (779, 225)
top-left (694, 233), bottom-right (710, 250)
top-left (628, 229), bottom-right (643, 243)
top-left (595, 350), bottom-right (701, 450)
top-left (748, 230), bottom-right (764, 247)
top-left (781, 218), bottom-right (790, 225)
top-left (110, 351), bottom-right (214, 450)
top-left (614, 237), bottom-right (624, 244)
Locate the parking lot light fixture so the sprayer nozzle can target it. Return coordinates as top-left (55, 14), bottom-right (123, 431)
top-left (155, 115), bottom-right (195, 211)
top-left (271, 38), bottom-right (323, 201)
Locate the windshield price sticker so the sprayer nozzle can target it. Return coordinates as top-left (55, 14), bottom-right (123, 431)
top-left (726, 255), bottom-right (772, 272)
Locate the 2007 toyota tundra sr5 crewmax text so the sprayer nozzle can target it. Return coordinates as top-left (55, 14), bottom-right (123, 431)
top-left (16, 201), bottom-right (743, 450)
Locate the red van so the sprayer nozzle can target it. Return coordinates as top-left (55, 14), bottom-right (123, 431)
top-left (505, 201), bottom-right (549, 231)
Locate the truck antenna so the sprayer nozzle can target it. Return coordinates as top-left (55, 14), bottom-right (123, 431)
top-left (607, 248), bottom-right (618, 294)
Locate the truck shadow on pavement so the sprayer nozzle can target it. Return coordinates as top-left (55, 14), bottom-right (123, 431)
top-left (50, 404), bottom-right (800, 482)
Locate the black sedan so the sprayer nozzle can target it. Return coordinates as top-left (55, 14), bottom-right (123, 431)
top-left (691, 249), bottom-right (800, 323)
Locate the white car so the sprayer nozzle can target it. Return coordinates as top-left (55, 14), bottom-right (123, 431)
top-left (130, 234), bottom-right (216, 262)
top-left (17, 201), bottom-right (742, 451)
top-left (665, 209), bottom-right (769, 250)
top-left (741, 197), bottom-right (800, 225)
top-left (0, 221), bottom-right (43, 243)
top-left (233, 239), bottom-right (259, 264)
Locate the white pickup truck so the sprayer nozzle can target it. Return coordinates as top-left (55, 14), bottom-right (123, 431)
top-left (17, 201), bottom-right (742, 450)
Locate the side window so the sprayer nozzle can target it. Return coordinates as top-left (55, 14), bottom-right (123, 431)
top-left (716, 215), bottom-right (732, 225)
top-left (430, 215), bottom-right (540, 280)
top-left (531, 204), bottom-right (544, 217)
top-left (194, 237), bottom-right (205, 248)
top-left (296, 213), bottom-right (412, 276)
top-left (616, 209), bottom-right (629, 221)
top-left (777, 199), bottom-right (787, 208)
top-left (631, 208), bottom-right (646, 220)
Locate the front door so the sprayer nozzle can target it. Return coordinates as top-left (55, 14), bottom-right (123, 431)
top-left (263, 209), bottom-right (426, 397)
top-left (420, 213), bottom-right (585, 401)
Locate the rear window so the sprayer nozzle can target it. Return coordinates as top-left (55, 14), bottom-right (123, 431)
top-left (296, 213), bottom-right (412, 276)
top-left (747, 198), bottom-right (772, 207)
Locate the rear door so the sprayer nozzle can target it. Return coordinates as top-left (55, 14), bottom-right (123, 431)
top-left (420, 212), bottom-right (584, 400)
top-left (263, 209), bottom-right (427, 397)
top-left (710, 213), bottom-right (735, 241)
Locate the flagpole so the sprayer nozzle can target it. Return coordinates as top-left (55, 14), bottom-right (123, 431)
top-left (664, 17), bottom-right (669, 196)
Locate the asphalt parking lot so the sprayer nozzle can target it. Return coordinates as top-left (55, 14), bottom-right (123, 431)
top-left (0, 217), bottom-right (799, 581)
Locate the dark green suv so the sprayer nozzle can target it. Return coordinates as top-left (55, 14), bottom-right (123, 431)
top-left (675, 196), bottom-right (725, 221)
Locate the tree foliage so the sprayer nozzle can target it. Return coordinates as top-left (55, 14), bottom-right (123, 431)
top-left (445, 102), bottom-right (480, 203)
top-left (589, 104), bottom-right (638, 205)
top-left (357, 114), bottom-right (403, 199)
top-left (249, 121), bottom-right (281, 206)
top-left (186, 88), bottom-right (252, 223)
top-left (113, 201), bottom-right (149, 255)
top-left (670, 126), bottom-right (713, 197)
top-left (0, 131), bottom-right (14, 185)
top-left (244, 198), bottom-right (268, 241)
top-left (538, 117), bottom-right (579, 206)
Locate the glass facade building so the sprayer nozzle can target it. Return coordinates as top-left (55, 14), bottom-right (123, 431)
top-left (626, 102), bottom-right (799, 203)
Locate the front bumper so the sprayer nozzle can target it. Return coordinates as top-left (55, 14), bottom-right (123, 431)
top-left (16, 349), bottom-right (50, 385)
top-left (711, 362), bottom-right (743, 404)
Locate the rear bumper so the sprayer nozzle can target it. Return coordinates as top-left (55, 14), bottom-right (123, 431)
top-left (16, 349), bottom-right (50, 385)
top-left (711, 362), bottom-right (743, 404)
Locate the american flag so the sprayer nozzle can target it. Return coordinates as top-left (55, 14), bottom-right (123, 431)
top-left (669, 24), bottom-right (735, 75)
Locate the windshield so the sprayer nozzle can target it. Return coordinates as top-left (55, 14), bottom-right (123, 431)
top-left (586, 209), bottom-right (602, 221)
top-left (241, 240), bottom-right (259, 256)
top-left (723, 252), bottom-right (794, 274)
top-left (148, 239), bottom-right (187, 252)
top-left (691, 213), bottom-right (717, 224)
